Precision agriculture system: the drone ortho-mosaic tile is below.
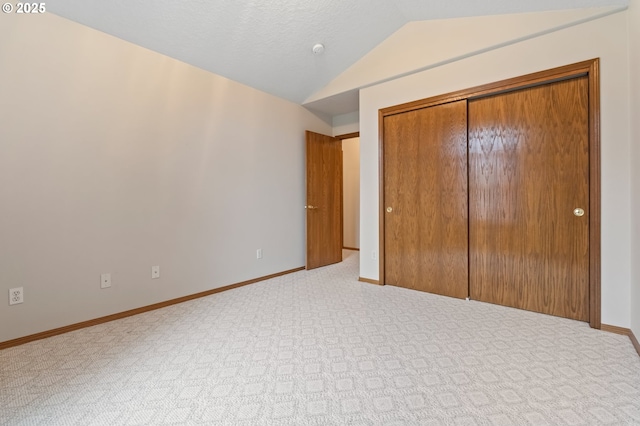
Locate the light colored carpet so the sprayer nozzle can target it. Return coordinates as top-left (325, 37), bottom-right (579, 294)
top-left (1, 251), bottom-right (640, 425)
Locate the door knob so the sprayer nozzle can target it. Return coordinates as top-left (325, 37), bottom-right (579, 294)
top-left (386, 207), bottom-right (393, 213)
top-left (306, 205), bottom-right (318, 210)
top-left (573, 208), bottom-right (585, 217)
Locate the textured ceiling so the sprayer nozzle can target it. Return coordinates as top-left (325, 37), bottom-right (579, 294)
top-left (48, 0), bottom-right (628, 112)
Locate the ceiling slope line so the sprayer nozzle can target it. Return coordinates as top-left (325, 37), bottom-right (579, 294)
top-left (303, 6), bottom-right (627, 116)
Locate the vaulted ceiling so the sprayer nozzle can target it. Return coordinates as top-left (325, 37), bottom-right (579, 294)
top-left (48, 0), bottom-right (628, 112)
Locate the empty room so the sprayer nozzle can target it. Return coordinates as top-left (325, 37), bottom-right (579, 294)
top-left (1, 0), bottom-right (640, 424)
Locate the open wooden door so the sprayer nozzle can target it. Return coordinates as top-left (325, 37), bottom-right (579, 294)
top-left (306, 131), bottom-right (343, 270)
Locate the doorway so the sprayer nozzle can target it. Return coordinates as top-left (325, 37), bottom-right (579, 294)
top-left (305, 131), bottom-right (360, 270)
top-left (341, 133), bottom-right (360, 252)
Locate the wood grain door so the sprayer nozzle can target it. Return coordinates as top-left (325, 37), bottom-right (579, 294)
top-left (383, 100), bottom-right (469, 298)
top-left (468, 77), bottom-right (590, 321)
top-left (306, 131), bottom-right (343, 270)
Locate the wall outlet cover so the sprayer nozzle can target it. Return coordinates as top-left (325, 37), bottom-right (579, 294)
top-left (9, 287), bottom-right (24, 305)
top-left (101, 273), bottom-right (111, 289)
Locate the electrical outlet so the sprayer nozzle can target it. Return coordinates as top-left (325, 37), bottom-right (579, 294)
top-left (9, 287), bottom-right (23, 305)
top-left (256, 249), bottom-right (263, 259)
top-left (101, 273), bottom-right (111, 289)
top-left (151, 266), bottom-right (160, 279)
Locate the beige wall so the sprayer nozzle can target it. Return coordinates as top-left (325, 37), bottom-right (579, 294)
top-left (0, 14), bottom-right (332, 343)
top-left (333, 112), bottom-right (359, 137)
top-left (307, 7), bottom-right (623, 105)
top-left (629, 0), bottom-right (640, 340)
top-left (359, 11), bottom-right (632, 327)
top-left (342, 138), bottom-right (360, 249)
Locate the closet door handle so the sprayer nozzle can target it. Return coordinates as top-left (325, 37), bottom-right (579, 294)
top-left (573, 208), bottom-right (585, 217)
top-left (386, 207), bottom-right (393, 213)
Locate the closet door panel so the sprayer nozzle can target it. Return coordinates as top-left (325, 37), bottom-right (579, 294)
top-left (468, 77), bottom-right (590, 321)
top-left (383, 100), bottom-right (468, 299)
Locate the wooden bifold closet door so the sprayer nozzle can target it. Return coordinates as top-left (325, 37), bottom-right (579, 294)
top-left (468, 77), bottom-right (590, 321)
top-left (383, 100), bottom-right (469, 299)
top-left (381, 70), bottom-right (593, 323)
